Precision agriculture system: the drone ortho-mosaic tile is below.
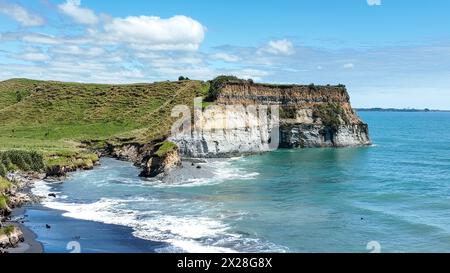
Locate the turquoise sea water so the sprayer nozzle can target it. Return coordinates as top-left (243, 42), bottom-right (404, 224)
top-left (24, 112), bottom-right (450, 252)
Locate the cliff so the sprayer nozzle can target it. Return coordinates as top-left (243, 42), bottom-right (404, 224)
top-left (0, 78), bottom-right (370, 178)
top-left (171, 81), bottom-right (371, 158)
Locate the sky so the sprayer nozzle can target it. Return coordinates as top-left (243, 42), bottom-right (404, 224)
top-left (0, 0), bottom-right (450, 109)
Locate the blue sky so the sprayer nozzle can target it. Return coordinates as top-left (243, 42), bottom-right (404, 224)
top-left (1, 0), bottom-right (450, 109)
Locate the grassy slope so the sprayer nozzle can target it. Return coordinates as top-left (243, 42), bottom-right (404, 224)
top-left (0, 78), bottom-right (209, 165)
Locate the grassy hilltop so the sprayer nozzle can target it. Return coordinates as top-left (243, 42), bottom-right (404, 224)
top-left (0, 78), bottom-right (209, 170)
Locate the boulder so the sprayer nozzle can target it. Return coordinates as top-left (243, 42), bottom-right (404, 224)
top-left (0, 226), bottom-right (24, 249)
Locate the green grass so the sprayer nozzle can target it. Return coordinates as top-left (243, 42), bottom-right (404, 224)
top-left (0, 78), bottom-right (207, 164)
top-left (0, 225), bottom-right (14, 236)
top-left (0, 178), bottom-right (12, 193)
top-left (45, 151), bottom-right (99, 170)
top-left (155, 141), bottom-right (178, 157)
top-left (201, 101), bottom-right (216, 109)
top-left (0, 194), bottom-right (8, 210)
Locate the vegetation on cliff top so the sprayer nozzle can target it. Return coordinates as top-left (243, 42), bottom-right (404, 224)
top-left (206, 75), bottom-right (245, 101)
top-left (155, 141), bottom-right (178, 157)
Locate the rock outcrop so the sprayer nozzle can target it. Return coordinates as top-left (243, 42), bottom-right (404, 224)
top-left (0, 226), bottom-right (24, 249)
top-left (170, 82), bottom-right (371, 157)
top-left (139, 141), bottom-right (182, 178)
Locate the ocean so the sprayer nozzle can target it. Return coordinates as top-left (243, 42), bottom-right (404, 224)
top-left (21, 112), bottom-right (450, 253)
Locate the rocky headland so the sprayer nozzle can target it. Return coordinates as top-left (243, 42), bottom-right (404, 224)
top-left (108, 78), bottom-right (371, 178)
top-left (171, 81), bottom-right (370, 158)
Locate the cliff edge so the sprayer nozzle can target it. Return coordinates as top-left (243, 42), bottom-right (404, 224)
top-left (171, 79), bottom-right (371, 158)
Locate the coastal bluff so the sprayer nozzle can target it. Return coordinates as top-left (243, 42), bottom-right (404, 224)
top-left (171, 81), bottom-right (371, 158)
top-left (0, 77), bottom-right (370, 180)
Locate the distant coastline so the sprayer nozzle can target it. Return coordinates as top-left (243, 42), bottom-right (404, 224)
top-left (356, 108), bottom-right (450, 112)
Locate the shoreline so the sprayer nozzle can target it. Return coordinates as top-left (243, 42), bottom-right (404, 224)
top-left (4, 160), bottom-right (169, 253)
top-left (6, 218), bottom-right (44, 253)
top-left (1, 207), bottom-right (44, 253)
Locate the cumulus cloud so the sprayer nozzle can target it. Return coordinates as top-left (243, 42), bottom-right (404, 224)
top-left (210, 52), bottom-right (240, 62)
top-left (58, 0), bottom-right (99, 25)
top-left (101, 15), bottom-right (205, 51)
top-left (0, 2), bottom-right (45, 26)
top-left (259, 39), bottom-right (295, 56)
top-left (367, 0), bottom-right (381, 6)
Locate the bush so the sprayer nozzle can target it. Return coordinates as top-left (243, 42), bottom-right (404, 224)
top-left (0, 194), bottom-right (8, 210)
top-left (0, 225), bottom-right (15, 236)
top-left (178, 76), bottom-right (190, 81)
top-left (280, 107), bottom-right (297, 119)
top-left (0, 151), bottom-right (45, 172)
top-left (313, 103), bottom-right (346, 130)
top-left (206, 75), bottom-right (241, 101)
top-left (0, 163), bottom-right (6, 177)
top-left (0, 178), bottom-right (12, 193)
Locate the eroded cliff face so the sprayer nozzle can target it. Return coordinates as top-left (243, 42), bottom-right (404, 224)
top-left (171, 82), bottom-right (371, 158)
top-left (139, 149), bottom-right (181, 178)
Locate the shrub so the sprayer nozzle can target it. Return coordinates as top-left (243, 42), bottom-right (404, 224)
top-left (0, 150), bottom-right (45, 172)
top-left (280, 107), bottom-right (297, 119)
top-left (178, 76), bottom-right (189, 81)
top-left (206, 75), bottom-right (242, 101)
top-left (308, 83), bottom-right (317, 91)
top-left (0, 194), bottom-right (9, 210)
top-left (0, 225), bottom-right (15, 236)
top-left (313, 103), bottom-right (346, 130)
top-left (0, 163), bottom-right (6, 177)
top-left (0, 178), bottom-right (12, 193)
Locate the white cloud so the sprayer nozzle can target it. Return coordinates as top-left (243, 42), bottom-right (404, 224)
top-left (367, 0), bottom-right (381, 6)
top-left (210, 52), bottom-right (240, 62)
top-left (21, 52), bottom-right (49, 62)
top-left (22, 33), bottom-right (58, 45)
top-left (0, 2), bottom-right (45, 26)
top-left (58, 0), bottom-right (99, 25)
top-left (101, 15), bottom-right (205, 51)
top-left (343, 63), bottom-right (355, 69)
top-left (230, 68), bottom-right (269, 81)
top-left (259, 39), bottom-right (295, 56)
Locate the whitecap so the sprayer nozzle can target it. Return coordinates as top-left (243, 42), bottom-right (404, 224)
top-left (40, 196), bottom-right (286, 253)
top-left (155, 158), bottom-right (259, 188)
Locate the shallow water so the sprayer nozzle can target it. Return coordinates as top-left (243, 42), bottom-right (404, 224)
top-left (25, 112), bottom-right (450, 252)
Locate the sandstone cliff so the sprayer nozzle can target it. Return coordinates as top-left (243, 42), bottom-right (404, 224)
top-left (171, 81), bottom-right (371, 157)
